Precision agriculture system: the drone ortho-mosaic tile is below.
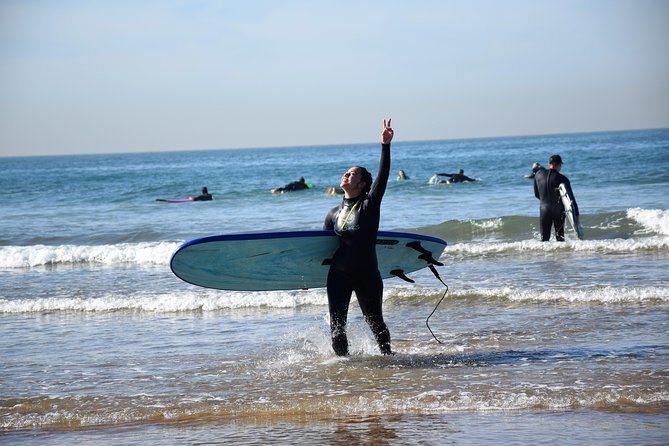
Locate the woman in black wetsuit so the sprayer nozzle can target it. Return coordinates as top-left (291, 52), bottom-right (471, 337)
top-left (323, 119), bottom-right (394, 356)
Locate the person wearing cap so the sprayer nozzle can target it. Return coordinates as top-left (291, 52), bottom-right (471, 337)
top-left (533, 154), bottom-right (579, 241)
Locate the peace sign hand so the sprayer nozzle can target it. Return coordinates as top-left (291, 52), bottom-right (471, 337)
top-left (382, 118), bottom-right (394, 144)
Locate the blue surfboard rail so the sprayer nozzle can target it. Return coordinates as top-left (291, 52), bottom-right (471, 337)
top-left (170, 230), bottom-right (447, 291)
top-left (173, 230), bottom-right (446, 251)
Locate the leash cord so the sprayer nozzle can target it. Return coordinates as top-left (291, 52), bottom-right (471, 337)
top-left (425, 264), bottom-right (449, 344)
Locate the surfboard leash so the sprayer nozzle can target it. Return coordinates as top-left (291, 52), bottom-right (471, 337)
top-left (425, 264), bottom-right (449, 344)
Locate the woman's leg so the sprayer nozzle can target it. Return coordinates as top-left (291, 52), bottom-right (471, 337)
top-left (355, 270), bottom-right (392, 354)
top-left (327, 268), bottom-right (353, 356)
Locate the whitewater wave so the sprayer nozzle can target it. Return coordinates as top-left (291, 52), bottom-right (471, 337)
top-left (627, 208), bottom-right (669, 235)
top-left (1, 208), bottom-right (666, 269)
top-left (1, 235), bottom-right (667, 270)
top-left (1, 286), bottom-right (666, 314)
top-left (0, 241), bottom-right (181, 269)
top-left (0, 289), bottom-right (329, 314)
top-left (444, 236), bottom-right (669, 257)
top-left (420, 207), bottom-right (669, 242)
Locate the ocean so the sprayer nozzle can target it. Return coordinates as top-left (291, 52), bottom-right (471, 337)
top-left (1, 128), bottom-right (668, 444)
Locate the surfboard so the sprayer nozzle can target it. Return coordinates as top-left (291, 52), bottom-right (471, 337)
top-left (156, 198), bottom-right (194, 203)
top-left (559, 183), bottom-right (584, 240)
top-left (170, 230), bottom-right (447, 291)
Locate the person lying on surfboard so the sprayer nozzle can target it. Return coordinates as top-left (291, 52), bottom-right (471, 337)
top-left (156, 186), bottom-right (212, 202)
top-left (323, 118), bottom-right (394, 356)
top-left (192, 187), bottom-right (213, 201)
top-left (271, 177), bottom-right (311, 194)
top-left (429, 169), bottom-right (477, 184)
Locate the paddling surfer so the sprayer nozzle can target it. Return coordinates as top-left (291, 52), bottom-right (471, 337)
top-left (192, 186), bottom-right (213, 201)
top-left (271, 177), bottom-right (310, 193)
top-left (322, 118), bottom-right (394, 356)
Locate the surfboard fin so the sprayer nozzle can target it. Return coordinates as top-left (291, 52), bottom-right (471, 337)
top-left (406, 241), bottom-right (444, 266)
top-left (390, 269), bottom-right (415, 283)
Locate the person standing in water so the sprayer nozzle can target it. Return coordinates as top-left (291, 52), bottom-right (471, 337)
top-left (323, 118), bottom-right (394, 356)
top-left (533, 154), bottom-right (579, 241)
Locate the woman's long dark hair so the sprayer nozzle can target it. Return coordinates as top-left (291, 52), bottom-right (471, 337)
top-left (354, 166), bottom-right (373, 194)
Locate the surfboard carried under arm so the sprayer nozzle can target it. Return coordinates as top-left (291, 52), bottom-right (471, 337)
top-left (170, 230), bottom-right (447, 291)
top-left (558, 183), bottom-right (584, 240)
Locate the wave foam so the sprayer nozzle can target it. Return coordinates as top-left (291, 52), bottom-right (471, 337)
top-left (1, 286), bottom-right (665, 314)
top-left (2, 233), bottom-right (667, 271)
top-left (0, 289), bottom-right (329, 313)
top-left (472, 286), bottom-right (669, 304)
top-left (627, 208), bottom-right (669, 235)
top-left (0, 242), bottom-right (181, 268)
top-left (444, 236), bottom-right (669, 257)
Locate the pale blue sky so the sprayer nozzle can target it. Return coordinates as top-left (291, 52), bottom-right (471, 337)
top-left (1, 0), bottom-right (668, 156)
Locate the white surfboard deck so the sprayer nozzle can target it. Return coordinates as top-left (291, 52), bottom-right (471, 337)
top-left (559, 183), bottom-right (584, 240)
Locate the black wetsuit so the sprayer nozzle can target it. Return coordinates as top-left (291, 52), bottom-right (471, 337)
top-left (436, 173), bottom-right (476, 183)
top-left (275, 180), bottom-right (308, 193)
top-left (323, 143), bottom-right (391, 356)
top-left (192, 194), bottom-right (212, 201)
top-left (533, 167), bottom-right (579, 241)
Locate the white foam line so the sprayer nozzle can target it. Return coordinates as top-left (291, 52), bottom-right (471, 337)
top-left (444, 236), bottom-right (669, 256)
top-left (0, 242), bottom-right (181, 268)
top-left (1, 285), bottom-right (666, 314)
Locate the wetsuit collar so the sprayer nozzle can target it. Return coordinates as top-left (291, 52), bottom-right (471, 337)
top-left (343, 193), bottom-right (366, 204)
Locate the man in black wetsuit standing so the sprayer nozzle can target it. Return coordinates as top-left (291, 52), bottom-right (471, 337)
top-left (533, 154), bottom-right (579, 241)
top-left (323, 118), bottom-right (394, 356)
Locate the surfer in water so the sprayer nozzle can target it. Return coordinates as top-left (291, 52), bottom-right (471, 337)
top-left (323, 118), bottom-right (394, 356)
top-left (271, 177), bottom-right (310, 193)
top-left (192, 186), bottom-right (213, 201)
top-left (429, 169), bottom-right (477, 184)
top-left (533, 154), bottom-right (579, 241)
top-left (525, 162), bottom-right (542, 179)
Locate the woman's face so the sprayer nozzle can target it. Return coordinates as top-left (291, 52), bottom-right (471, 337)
top-left (340, 167), bottom-right (366, 197)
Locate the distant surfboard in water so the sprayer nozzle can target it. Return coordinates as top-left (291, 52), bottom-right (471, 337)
top-left (156, 198), bottom-right (195, 203)
top-left (170, 230), bottom-right (448, 291)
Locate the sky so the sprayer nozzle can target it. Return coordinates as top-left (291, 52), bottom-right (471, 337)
top-left (1, 0), bottom-right (668, 157)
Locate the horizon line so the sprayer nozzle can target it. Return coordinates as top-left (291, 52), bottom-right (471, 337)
top-left (1, 126), bottom-right (667, 159)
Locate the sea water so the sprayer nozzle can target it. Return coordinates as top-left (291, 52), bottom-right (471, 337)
top-left (1, 129), bottom-right (668, 444)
